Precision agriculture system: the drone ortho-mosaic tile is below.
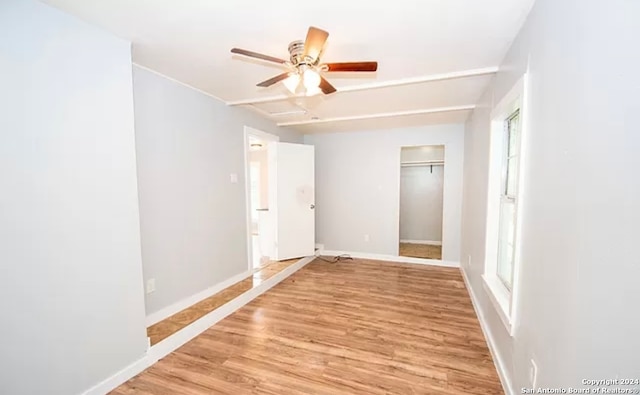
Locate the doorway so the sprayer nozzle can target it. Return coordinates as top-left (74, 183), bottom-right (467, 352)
top-left (398, 145), bottom-right (445, 260)
top-left (244, 127), bottom-right (279, 270)
top-left (244, 127), bottom-right (316, 270)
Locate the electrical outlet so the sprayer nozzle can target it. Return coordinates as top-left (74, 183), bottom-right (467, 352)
top-left (468, 255), bottom-right (472, 266)
top-left (364, 234), bottom-right (370, 242)
top-left (530, 359), bottom-right (538, 388)
top-left (229, 173), bottom-right (238, 184)
top-left (146, 278), bottom-right (156, 294)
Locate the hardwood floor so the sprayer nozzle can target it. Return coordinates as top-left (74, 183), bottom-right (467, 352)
top-left (400, 242), bottom-right (443, 260)
top-left (115, 258), bottom-right (502, 394)
top-left (147, 259), bottom-right (300, 345)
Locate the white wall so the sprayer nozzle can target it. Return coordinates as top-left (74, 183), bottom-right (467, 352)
top-left (249, 149), bottom-right (269, 209)
top-left (400, 145), bottom-right (445, 162)
top-left (132, 67), bottom-right (301, 317)
top-left (0, 1), bottom-right (148, 394)
top-left (461, 0), bottom-right (640, 392)
top-left (399, 165), bottom-right (444, 242)
top-left (304, 124), bottom-right (464, 262)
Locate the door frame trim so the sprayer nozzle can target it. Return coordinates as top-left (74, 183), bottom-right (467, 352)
top-left (243, 126), bottom-right (279, 272)
top-left (397, 144), bottom-right (446, 261)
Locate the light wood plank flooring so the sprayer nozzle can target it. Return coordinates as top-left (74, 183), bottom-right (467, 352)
top-left (115, 258), bottom-right (502, 394)
top-left (147, 259), bottom-right (299, 345)
top-left (400, 242), bottom-right (443, 260)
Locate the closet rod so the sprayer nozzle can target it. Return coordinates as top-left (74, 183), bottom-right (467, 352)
top-left (400, 160), bottom-right (444, 167)
top-left (400, 160), bottom-right (444, 164)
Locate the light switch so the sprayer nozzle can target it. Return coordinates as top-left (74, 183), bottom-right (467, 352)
top-left (146, 278), bottom-right (156, 294)
top-left (230, 173), bottom-right (238, 184)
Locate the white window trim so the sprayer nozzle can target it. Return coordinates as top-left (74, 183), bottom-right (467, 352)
top-left (482, 273), bottom-right (512, 331)
top-left (483, 73), bottom-right (529, 336)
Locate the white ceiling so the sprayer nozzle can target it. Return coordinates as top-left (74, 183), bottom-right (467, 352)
top-left (43, 0), bottom-right (534, 133)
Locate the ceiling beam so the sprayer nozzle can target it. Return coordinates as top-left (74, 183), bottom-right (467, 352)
top-left (276, 105), bottom-right (476, 127)
top-left (226, 66), bottom-right (498, 107)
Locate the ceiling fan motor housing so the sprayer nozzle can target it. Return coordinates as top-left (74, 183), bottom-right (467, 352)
top-left (288, 40), bottom-right (315, 67)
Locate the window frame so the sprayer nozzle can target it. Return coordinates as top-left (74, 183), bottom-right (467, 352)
top-left (482, 73), bottom-right (529, 336)
top-left (497, 109), bottom-right (520, 290)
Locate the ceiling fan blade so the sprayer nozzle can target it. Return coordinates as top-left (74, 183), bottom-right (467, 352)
top-left (323, 61), bottom-right (378, 72)
top-left (256, 73), bottom-right (291, 87)
top-left (318, 76), bottom-right (337, 94)
top-left (303, 26), bottom-right (329, 62)
top-left (231, 48), bottom-right (287, 64)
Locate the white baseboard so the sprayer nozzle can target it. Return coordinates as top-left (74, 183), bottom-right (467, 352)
top-left (82, 256), bottom-right (314, 395)
top-left (145, 269), bottom-right (253, 327)
top-left (321, 249), bottom-right (459, 268)
top-left (399, 239), bottom-right (442, 246)
top-left (460, 267), bottom-right (513, 395)
top-left (80, 352), bottom-right (155, 395)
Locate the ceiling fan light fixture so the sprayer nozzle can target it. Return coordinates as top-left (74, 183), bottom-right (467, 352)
top-left (231, 26), bottom-right (377, 96)
top-left (283, 73), bottom-right (300, 93)
top-left (305, 85), bottom-right (322, 96)
top-left (303, 69), bottom-right (321, 90)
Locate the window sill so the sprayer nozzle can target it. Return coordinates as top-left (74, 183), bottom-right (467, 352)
top-left (482, 274), bottom-right (514, 336)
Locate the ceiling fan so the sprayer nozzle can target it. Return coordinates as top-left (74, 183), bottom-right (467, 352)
top-left (231, 26), bottom-right (378, 96)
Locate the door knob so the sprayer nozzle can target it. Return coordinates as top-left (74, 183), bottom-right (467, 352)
top-left (310, 204), bottom-right (315, 209)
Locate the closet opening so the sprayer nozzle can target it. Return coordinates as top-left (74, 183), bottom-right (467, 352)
top-left (398, 145), bottom-right (444, 260)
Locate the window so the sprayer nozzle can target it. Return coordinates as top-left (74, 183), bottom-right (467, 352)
top-left (483, 74), bottom-right (527, 335)
top-left (497, 110), bottom-right (520, 289)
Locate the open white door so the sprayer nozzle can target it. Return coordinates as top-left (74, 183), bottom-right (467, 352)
top-left (268, 142), bottom-right (315, 261)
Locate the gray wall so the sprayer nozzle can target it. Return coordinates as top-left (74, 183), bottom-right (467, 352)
top-left (461, 0), bottom-right (640, 392)
top-left (0, 1), bottom-right (148, 394)
top-left (399, 166), bottom-right (444, 242)
top-left (399, 146), bottom-right (445, 242)
top-left (304, 125), bottom-right (463, 262)
top-left (132, 67), bottom-right (301, 317)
